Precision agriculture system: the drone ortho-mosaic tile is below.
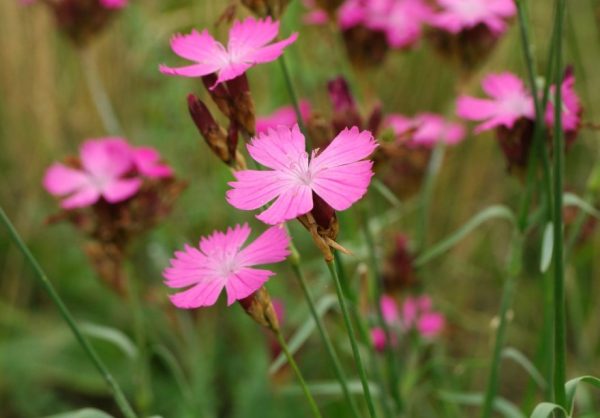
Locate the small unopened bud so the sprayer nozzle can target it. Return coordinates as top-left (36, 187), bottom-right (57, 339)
top-left (328, 77), bottom-right (363, 134)
top-left (311, 192), bottom-right (339, 240)
top-left (495, 117), bottom-right (535, 179)
top-left (342, 27), bottom-right (389, 69)
top-left (226, 74), bottom-right (256, 136)
top-left (241, 0), bottom-right (289, 18)
top-left (187, 94), bottom-right (233, 165)
top-left (239, 287), bottom-right (280, 333)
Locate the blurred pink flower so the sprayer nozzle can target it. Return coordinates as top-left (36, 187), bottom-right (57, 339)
top-left (456, 72), bottom-right (535, 133)
top-left (159, 17), bottom-right (298, 89)
top-left (429, 0), bottom-right (516, 35)
top-left (255, 101), bottom-right (312, 134)
top-left (302, 0), bottom-right (329, 25)
top-left (402, 295), bottom-right (445, 338)
top-left (545, 68), bottom-right (582, 134)
top-left (338, 0), bottom-right (432, 48)
top-left (385, 113), bottom-right (465, 146)
top-left (371, 294), bottom-right (445, 350)
top-left (163, 224), bottom-right (290, 308)
top-left (44, 139), bottom-right (142, 209)
top-left (43, 138), bottom-right (172, 209)
top-left (226, 125), bottom-right (377, 225)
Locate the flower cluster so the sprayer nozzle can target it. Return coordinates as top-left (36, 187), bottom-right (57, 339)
top-left (43, 138), bottom-right (182, 295)
top-left (162, 17), bottom-right (298, 170)
top-left (371, 294), bottom-right (445, 351)
top-left (160, 17), bottom-right (379, 314)
top-left (457, 70), bottom-right (582, 172)
top-left (303, 0), bottom-right (517, 69)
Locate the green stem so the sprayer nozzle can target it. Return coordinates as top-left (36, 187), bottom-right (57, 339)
top-left (551, 0), bottom-right (568, 411)
top-left (360, 209), bottom-right (403, 413)
top-left (326, 259), bottom-right (379, 418)
top-left (481, 234), bottom-right (522, 418)
top-left (0, 206), bottom-right (138, 418)
top-left (288, 246), bottom-right (362, 418)
top-left (278, 55), bottom-right (311, 150)
top-left (276, 331), bottom-right (323, 418)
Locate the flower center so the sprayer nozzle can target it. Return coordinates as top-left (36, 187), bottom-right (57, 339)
top-left (287, 152), bottom-right (314, 186)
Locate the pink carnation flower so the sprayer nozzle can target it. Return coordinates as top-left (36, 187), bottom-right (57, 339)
top-left (402, 295), bottom-right (445, 338)
top-left (429, 0), bottom-right (517, 35)
top-left (159, 17), bottom-right (298, 88)
top-left (43, 138), bottom-right (172, 209)
top-left (302, 0), bottom-right (329, 25)
top-left (371, 294), bottom-right (445, 350)
top-left (338, 0), bottom-right (432, 48)
top-left (456, 72), bottom-right (535, 133)
top-left (385, 113), bottom-right (465, 146)
top-left (255, 101), bottom-right (312, 134)
top-left (545, 69), bottom-right (582, 133)
top-left (163, 224), bottom-right (290, 308)
top-left (226, 124), bottom-right (377, 225)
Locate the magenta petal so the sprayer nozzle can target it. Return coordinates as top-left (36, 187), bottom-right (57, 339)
top-left (170, 280), bottom-right (226, 309)
top-left (225, 267), bottom-right (274, 305)
top-left (80, 138), bottom-right (133, 178)
top-left (102, 178), bottom-right (142, 203)
top-left (310, 127), bottom-right (377, 172)
top-left (61, 187), bottom-right (101, 209)
top-left (226, 170), bottom-right (291, 211)
top-left (380, 295), bottom-right (400, 324)
top-left (256, 184), bottom-right (313, 225)
top-left (43, 163), bottom-right (89, 196)
top-left (311, 161), bottom-right (374, 211)
top-left (237, 225), bottom-right (290, 266)
top-left (247, 125), bottom-right (307, 171)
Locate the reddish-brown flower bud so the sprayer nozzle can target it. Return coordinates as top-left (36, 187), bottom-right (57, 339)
top-left (383, 235), bottom-right (418, 294)
top-left (187, 94), bottom-right (236, 167)
top-left (328, 77), bottom-right (363, 134)
top-left (239, 286), bottom-right (280, 332)
top-left (314, 0), bottom-right (344, 15)
top-left (226, 74), bottom-right (257, 136)
top-left (495, 117), bottom-right (535, 178)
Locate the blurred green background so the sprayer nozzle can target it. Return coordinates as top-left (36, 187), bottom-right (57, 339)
top-left (1, 1), bottom-right (600, 417)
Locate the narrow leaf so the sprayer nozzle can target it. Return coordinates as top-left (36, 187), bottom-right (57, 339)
top-left (565, 375), bottom-right (600, 415)
top-left (540, 223), bottom-right (554, 273)
top-left (530, 402), bottom-right (568, 418)
top-left (502, 347), bottom-right (547, 390)
top-left (81, 322), bottom-right (138, 359)
top-left (439, 391), bottom-right (525, 418)
top-left (45, 408), bottom-right (114, 418)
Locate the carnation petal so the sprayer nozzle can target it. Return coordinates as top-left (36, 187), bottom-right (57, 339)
top-left (237, 225), bottom-right (290, 266)
top-left (169, 279), bottom-right (226, 309)
top-left (102, 178), bottom-right (142, 203)
top-left (61, 187), bottom-right (101, 209)
top-left (247, 125), bottom-right (307, 171)
top-left (256, 184), bottom-right (313, 225)
top-left (226, 170), bottom-right (292, 211)
top-left (311, 161), bottom-right (374, 211)
top-left (310, 127), bottom-right (377, 172)
top-left (224, 267), bottom-right (274, 305)
top-left (43, 163), bottom-right (89, 196)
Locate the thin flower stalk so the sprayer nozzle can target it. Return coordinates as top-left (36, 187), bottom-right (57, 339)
top-left (0, 206), bottom-right (138, 418)
top-left (481, 233), bottom-right (522, 418)
top-left (360, 208), bottom-right (403, 413)
top-left (288, 245), bottom-right (362, 418)
top-left (326, 259), bottom-right (379, 418)
top-left (276, 331), bottom-right (323, 418)
top-left (551, 0), bottom-right (568, 411)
